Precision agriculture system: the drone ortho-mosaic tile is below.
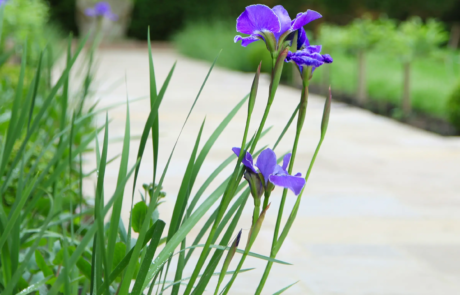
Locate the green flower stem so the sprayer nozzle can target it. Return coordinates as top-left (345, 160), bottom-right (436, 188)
top-left (221, 204), bottom-right (270, 295)
top-left (249, 48), bottom-right (288, 154)
top-left (255, 67), bottom-right (311, 295)
top-left (183, 51), bottom-right (287, 295)
top-left (252, 199), bottom-right (260, 226)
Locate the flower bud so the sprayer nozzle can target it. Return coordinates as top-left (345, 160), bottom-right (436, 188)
top-left (244, 170), bottom-right (264, 201)
top-left (321, 87), bottom-right (332, 139)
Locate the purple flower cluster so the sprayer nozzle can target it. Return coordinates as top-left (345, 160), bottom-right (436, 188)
top-left (85, 1), bottom-right (117, 21)
top-left (233, 147), bottom-right (306, 196)
top-left (0, 0), bottom-right (7, 6)
top-left (234, 4), bottom-right (332, 74)
top-left (286, 45), bottom-right (333, 74)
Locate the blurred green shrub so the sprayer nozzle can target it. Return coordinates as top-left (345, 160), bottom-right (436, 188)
top-left (448, 80), bottom-right (460, 131)
top-left (0, 63), bottom-right (95, 209)
top-left (1, 0), bottom-right (62, 65)
top-left (173, 20), bottom-right (296, 80)
top-left (385, 17), bottom-right (448, 113)
top-left (320, 17), bottom-right (395, 104)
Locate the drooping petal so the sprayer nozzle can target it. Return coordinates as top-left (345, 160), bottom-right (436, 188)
top-left (308, 45), bottom-right (322, 53)
top-left (232, 147), bottom-right (257, 174)
top-left (322, 54), bottom-right (333, 63)
top-left (297, 27), bottom-right (310, 49)
top-left (272, 5), bottom-right (292, 39)
top-left (289, 53), bottom-right (324, 68)
top-left (234, 35), bottom-right (260, 47)
top-left (291, 10), bottom-right (322, 32)
top-left (236, 4), bottom-right (281, 35)
top-left (282, 153), bottom-right (291, 170)
top-left (256, 148), bottom-right (277, 184)
top-left (269, 174), bottom-right (306, 195)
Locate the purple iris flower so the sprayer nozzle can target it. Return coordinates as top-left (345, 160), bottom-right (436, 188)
top-left (233, 147), bottom-right (306, 196)
top-left (85, 1), bottom-right (117, 21)
top-left (286, 45), bottom-right (333, 73)
top-left (234, 4), bottom-right (321, 52)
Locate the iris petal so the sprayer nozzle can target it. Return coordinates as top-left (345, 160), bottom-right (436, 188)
top-left (297, 27), bottom-right (309, 49)
top-left (282, 153), bottom-right (291, 171)
top-left (236, 4), bottom-right (281, 35)
top-left (234, 35), bottom-right (260, 47)
top-left (272, 5), bottom-right (292, 39)
top-left (291, 10), bottom-right (322, 31)
top-left (256, 148), bottom-right (277, 184)
top-left (269, 174), bottom-right (306, 195)
top-left (232, 147), bottom-right (258, 174)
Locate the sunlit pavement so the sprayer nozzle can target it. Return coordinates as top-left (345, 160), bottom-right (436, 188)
top-left (75, 44), bottom-right (460, 294)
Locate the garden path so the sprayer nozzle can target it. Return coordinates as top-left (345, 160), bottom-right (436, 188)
top-left (84, 45), bottom-right (460, 295)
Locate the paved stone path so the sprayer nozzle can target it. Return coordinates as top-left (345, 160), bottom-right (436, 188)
top-left (84, 45), bottom-right (460, 294)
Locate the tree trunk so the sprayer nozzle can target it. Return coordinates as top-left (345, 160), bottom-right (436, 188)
top-left (449, 23), bottom-right (460, 49)
top-left (357, 50), bottom-right (367, 105)
top-left (402, 62), bottom-right (411, 114)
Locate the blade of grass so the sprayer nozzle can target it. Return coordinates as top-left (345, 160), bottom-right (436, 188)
top-left (48, 160), bottom-right (140, 295)
top-left (107, 97), bottom-right (130, 272)
top-left (147, 28), bottom-right (159, 184)
top-left (2, 194), bottom-right (55, 295)
top-left (273, 103), bottom-right (300, 150)
top-left (191, 190), bottom-right (250, 295)
top-left (0, 174), bottom-right (38, 251)
top-left (118, 50), bottom-right (219, 291)
top-left (14, 276), bottom-right (53, 295)
top-left (170, 119), bottom-right (206, 295)
top-left (184, 182), bottom-right (248, 265)
top-left (0, 34), bottom-right (90, 194)
top-left (214, 230), bottom-right (242, 295)
top-left (130, 220), bottom-right (166, 295)
top-left (131, 61), bottom-right (176, 198)
top-left (163, 268), bottom-right (255, 292)
top-left (94, 114), bottom-right (111, 295)
top-left (168, 119), bottom-right (205, 239)
top-left (273, 281), bottom-right (299, 295)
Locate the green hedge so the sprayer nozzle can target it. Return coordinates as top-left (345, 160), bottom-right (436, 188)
top-left (47, 0), bottom-right (79, 35)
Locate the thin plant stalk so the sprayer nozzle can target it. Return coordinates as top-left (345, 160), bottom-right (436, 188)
top-left (256, 87), bottom-right (332, 294)
top-left (183, 51), bottom-right (287, 295)
top-left (256, 67), bottom-right (311, 295)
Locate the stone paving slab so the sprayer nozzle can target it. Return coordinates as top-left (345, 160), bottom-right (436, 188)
top-left (78, 46), bottom-right (460, 294)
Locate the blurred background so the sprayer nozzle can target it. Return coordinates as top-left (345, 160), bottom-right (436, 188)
top-left (2, 0), bottom-right (460, 135)
top-left (2, 1), bottom-right (460, 294)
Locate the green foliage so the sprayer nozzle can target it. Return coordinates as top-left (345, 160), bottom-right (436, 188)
top-left (386, 17), bottom-right (448, 63)
top-left (1, 0), bottom-right (62, 64)
top-left (172, 20), bottom-right (294, 81)
top-left (447, 80), bottom-right (460, 131)
top-left (123, 0), bottom-right (460, 40)
top-left (343, 16), bottom-right (395, 52)
top-left (1, 16), bottom-right (331, 295)
top-left (131, 201), bottom-right (148, 233)
top-left (311, 50), bottom-right (458, 117)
